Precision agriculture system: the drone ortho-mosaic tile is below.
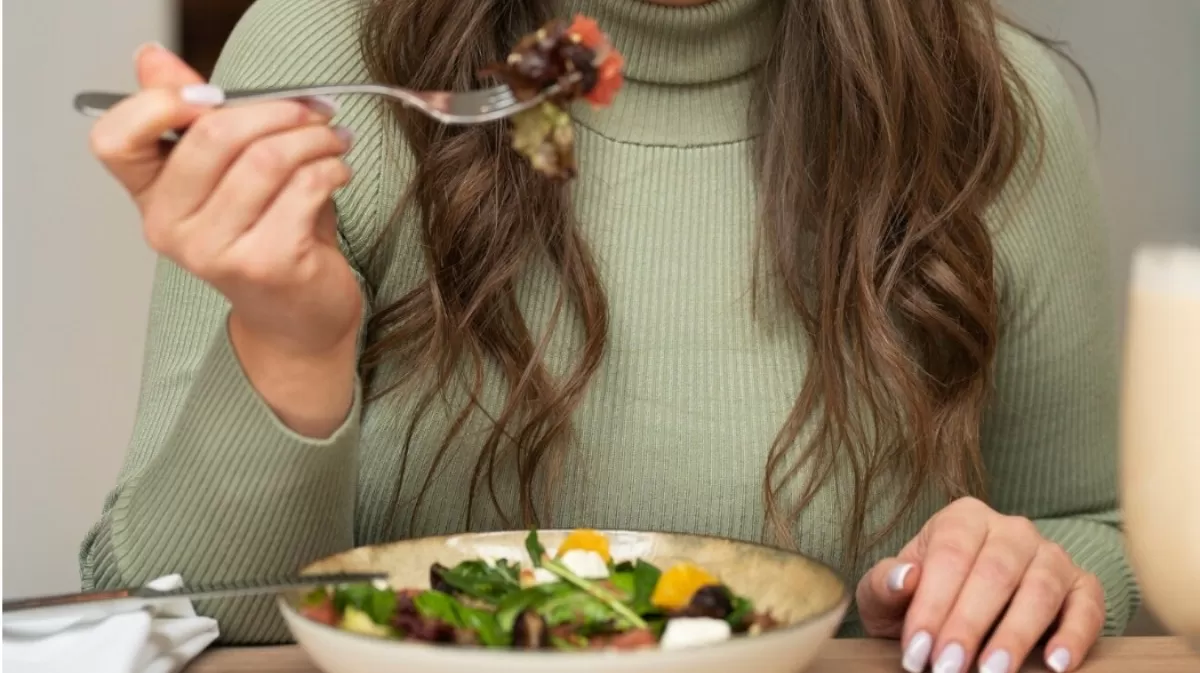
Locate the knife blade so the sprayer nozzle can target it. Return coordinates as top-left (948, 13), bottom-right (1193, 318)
top-left (2, 572), bottom-right (388, 620)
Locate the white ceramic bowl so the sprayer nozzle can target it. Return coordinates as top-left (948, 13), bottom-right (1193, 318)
top-left (278, 530), bottom-right (849, 673)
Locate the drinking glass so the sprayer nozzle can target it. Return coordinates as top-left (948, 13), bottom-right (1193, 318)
top-left (1120, 244), bottom-right (1200, 645)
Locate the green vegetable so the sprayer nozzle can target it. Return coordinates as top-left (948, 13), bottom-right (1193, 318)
top-left (727, 594), bottom-right (755, 628)
top-left (413, 590), bottom-right (510, 647)
top-left (630, 560), bottom-right (662, 614)
top-left (550, 634), bottom-right (589, 650)
top-left (333, 584), bottom-right (397, 625)
top-left (608, 571), bottom-right (635, 598)
top-left (341, 606), bottom-right (394, 638)
top-left (538, 590), bottom-right (616, 628)
top-left (525, 529), bottom-right (547, 567)
top-left (495, 586), bottom-right (554, 631)
top-left (523, 530), bottom-right (648, 629)
top-left (434, 560), bottom-right (522, 604)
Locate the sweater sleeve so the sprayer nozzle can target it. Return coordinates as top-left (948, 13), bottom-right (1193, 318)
top-left (78, 0), bottom-right (386, 644)
top-left (983, 28), bottom-right (1139, 635)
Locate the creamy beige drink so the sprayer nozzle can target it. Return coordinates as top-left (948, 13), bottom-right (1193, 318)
top-left (1121, 245), bottom-right (1200, 639)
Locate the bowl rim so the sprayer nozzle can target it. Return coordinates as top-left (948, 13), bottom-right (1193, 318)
top-left (279, 528), bottom-right (852, 660)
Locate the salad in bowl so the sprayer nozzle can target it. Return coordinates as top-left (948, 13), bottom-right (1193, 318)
top-left (278, 529), bottom-right (848, 673)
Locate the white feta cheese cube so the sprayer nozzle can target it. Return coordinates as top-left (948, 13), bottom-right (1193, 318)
top-left (558, 549), bottom-right (610, 579)
top-left (659, 618), bottom-right (733, 650)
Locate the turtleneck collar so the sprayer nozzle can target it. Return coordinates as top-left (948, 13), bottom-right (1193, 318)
top-left (551, 0), bottom-right (781, 146)
top-left (554, 0), bottom-right (781, 86)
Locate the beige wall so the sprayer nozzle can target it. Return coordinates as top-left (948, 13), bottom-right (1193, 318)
top-left (1003, 0), bottom-right (1200, 324)
top-left (3, 0), bottom-right (171, 596)
top-left (3, 1), bottom-right (1197, 640)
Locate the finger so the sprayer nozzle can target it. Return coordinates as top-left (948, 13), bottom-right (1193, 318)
top-left (89, 87), bottom-right (219, 199)
top-left (222, 157), bottom-right (352, 278)
top-left (856, 558), bottom-right (921, 638)
top-left (931, 517), bottom-right (1041, 673)
top-left (900, 510), bottom-right (988, 673)
top-left (970, 542), bottom-right (1069, 673)
top-left (188, 124), bottom-right (352, 251)
top-left (1041, 572), bottom-right (1105, 672)
top-left (135, 42), bottom-right (206, 88)
top-left (151, 100), bottom-right (338, 223)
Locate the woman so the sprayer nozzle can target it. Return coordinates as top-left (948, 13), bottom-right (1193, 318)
top-left (80, 0), bottom-right (1137, 670)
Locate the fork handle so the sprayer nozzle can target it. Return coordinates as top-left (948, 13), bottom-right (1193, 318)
top-left (73, 84), bottom-right (398, 118)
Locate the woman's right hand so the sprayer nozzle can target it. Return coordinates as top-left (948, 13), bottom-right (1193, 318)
top-left (89, 44), bottom-right (362, 437)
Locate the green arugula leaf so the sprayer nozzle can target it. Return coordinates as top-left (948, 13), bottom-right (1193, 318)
top-left (540, 558), bottom-right (648, 629)
top-left (525, 529), bottom-right (548, 567)
top-left (435, 559), bottom-right (521, 604)
top-left (495, 586), bottom-right (554, 632)
top-left (413, 590), bottom-right (463, 625)
top-left (412, 589), bottom-right (511, 647)
top-left (538, 590), bottom-right (616, 627)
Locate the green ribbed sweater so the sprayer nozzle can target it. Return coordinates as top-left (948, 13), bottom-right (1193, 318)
top-left (80, 0), bottom-right (1139, 644)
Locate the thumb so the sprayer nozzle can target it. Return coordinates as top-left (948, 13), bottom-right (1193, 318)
top-left (135, 42), bottom-right (206, 89)
top-left (855, 558), bottom-right (921, 638)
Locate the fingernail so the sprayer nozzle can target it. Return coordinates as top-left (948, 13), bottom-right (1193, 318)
top-left (133, 41), bottom-right (166, 61)
top-left (933, 643), bottom-right (965, 673)
top-left (180, 84), bottom-right (225, 106)
top-left (887, 563), bottom-right (915, 592)
top-left (334, 126), bottom-right (354, 148)
top-left (979, 649), bottom-right (1011, 673)
top-left (1046, 647), bottom-right (1071, 673)
top-left (304, 95), bottom-right (340, 117)
top-left (902, 631), bottom-right (933, 673)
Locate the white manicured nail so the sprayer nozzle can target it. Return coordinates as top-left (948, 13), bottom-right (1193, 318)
top-left (304, 95), bottom-right (340, 116)
top-left (180, 84), bottom-right (225, 106)
top-left (933, 643), bottom-right (965, 673)
top-left (888, 563), bottom-right (915, 592)
top-left (1046, 647), bottom-right (1071, 673)
top-left (979, 649), bottom-right (1011, 673)
top-left (903, 631), bottom-right (933, 673)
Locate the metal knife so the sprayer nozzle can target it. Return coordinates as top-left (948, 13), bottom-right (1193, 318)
top-left (2, 572), bottom-right (388, 621)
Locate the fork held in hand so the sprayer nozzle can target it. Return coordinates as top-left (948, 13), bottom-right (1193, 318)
top-left (73, 83), bottom-right (545, 125)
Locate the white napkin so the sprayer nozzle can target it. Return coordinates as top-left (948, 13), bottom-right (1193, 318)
top-left (3, 575), bottom-right (220, 673)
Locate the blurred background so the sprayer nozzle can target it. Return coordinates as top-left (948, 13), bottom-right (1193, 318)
top-left (4, 0), bottom-right (1197, 637)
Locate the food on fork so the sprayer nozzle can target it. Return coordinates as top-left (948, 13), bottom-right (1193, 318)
top-left (298, 529), bottom-right (779, 650)
top-left (483, 16), bottom-right (625, 180)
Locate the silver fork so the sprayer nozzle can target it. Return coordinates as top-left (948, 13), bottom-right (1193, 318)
top-left (73, 83), bottom-right (549, 125)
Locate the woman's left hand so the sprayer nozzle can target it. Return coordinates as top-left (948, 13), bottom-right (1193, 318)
top-left (856, 497), bottom-right (1105, 673)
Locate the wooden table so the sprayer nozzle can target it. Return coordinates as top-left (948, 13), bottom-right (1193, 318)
top-left (188, 637), bottom-right (1199, 672)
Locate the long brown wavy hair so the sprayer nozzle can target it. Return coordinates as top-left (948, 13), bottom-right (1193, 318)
top-left (359, 0), bottom-right (1081, 563)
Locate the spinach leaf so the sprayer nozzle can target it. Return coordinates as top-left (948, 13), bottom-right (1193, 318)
top-left (608, 571), bottom-right (635, 598)
top-left (460, 608), bottom-right (509, 647)
top-left (413, 589), bottom-right (511, 647)
top-left (630, 560), bottom-right (662, 614)
top-left (540, 558), bottom-right (649, 629)
top-left (333, 583), bottom-right (397, 625)
top-left (538, 590), bottom-right (616, 628)
top-left (435, 559), bottom-right (521, 604)
top-left (495, 586), bottom-right (554, 632)
top-left (413, 590), bottom-right (463, 625)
